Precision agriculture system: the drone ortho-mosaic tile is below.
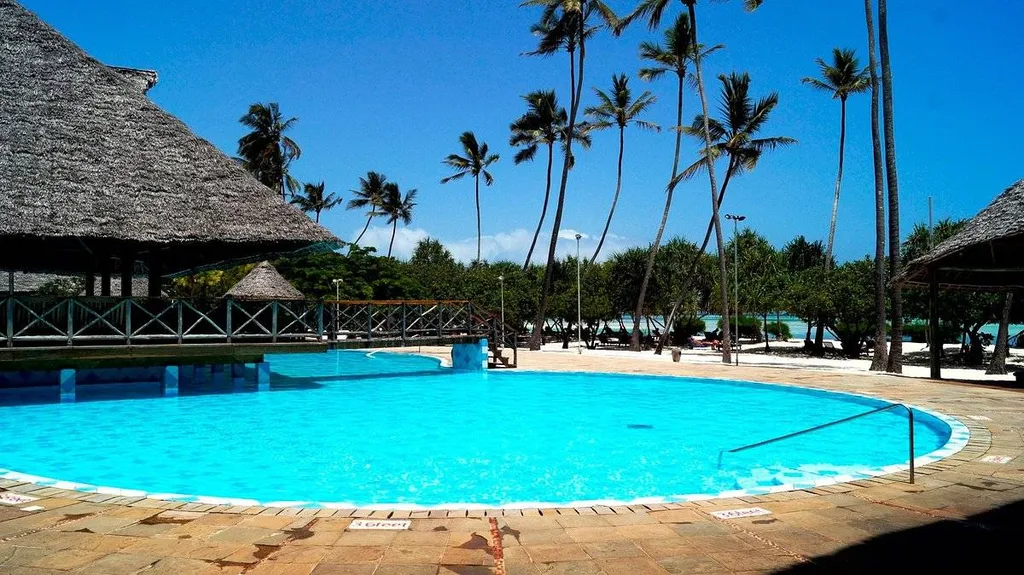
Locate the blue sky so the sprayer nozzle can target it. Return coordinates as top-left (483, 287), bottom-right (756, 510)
top-left (23, 0), bottom-right (1024, 263)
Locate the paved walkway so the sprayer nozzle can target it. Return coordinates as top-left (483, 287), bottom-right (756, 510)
top-left (1, 350), bottom-right (1023, 574)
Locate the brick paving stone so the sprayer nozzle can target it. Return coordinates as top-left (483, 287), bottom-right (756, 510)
top-left (262, 545), bottom-right (328, 564)
top-left (319, 545), bottom-right (386, 563)
top-left (523, 543), bottom-right (590, 563)
top-left (707, 549), bottom-right (805, 571)
top-left (310, 564), bottom-right (375, 575)
top-left (334, 529), bottom-right (397, 546)
top-left (28, 548), bottom-right (106, 570)
top-left (580, 539), bottom-right (644, 559)
top-left (373, 565), bottom-right (439, 575)
top-left (380, 544), bottom-right (445, 564)
top-left (564, 526), bottom-right (622, 543)
top-left (74, 552), bottom-right (161, 574)
top-left (393, 529), bottom-right (451, 546)
top-left (532, 559), bottom-right (604, 574)
top-left (599, 557), bottom-right (671, 574)
top-left (439, 545), bottom-right (494, 565)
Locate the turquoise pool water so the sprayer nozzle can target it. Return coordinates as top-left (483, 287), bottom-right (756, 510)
top-left (0, 351), bottom-right (962, 508)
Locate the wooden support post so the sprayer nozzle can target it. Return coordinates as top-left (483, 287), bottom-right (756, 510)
top-left (100, 256), bottom-right (111, 296)
top-left (84, 272), bottom-right (95, 296)
top-left (147, 255), bottom-right (162, 298)
top-left (120, 250), bottom-right (134, 297)
top-left (929, 267), bottom-right (941, 380)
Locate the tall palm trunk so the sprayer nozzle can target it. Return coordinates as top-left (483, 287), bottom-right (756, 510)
top-left (590, 127), bottom-right (625, 265)
top-left (530, 22), bottom-right (586, 351)
top-left (655, 156), bottom-right (737, 354)
top-left (632, 73), bottom-right (685, 351)
top-left (355, 216), bottom-right (373, 245)
top-left (314, 210), bottom-right (321, 224)
top-left (524, 144), bottom-right (555, 271)
top-left (879, 0), bottom-right (902, 373)
top-left (865, 0), bottom-right (888, 370)
top-left (685, 1), bottom-right (731, 364)
top-left (986, 293), bottom-right (1014, 374)
top-left (813, 95), bottom-right (849, 353)
top-left (474, 174), bottom-right (482, 263)
top-left (387, 220), bottom-right (397, 258)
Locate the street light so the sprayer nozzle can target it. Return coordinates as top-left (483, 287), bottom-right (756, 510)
top-left (724, 214), bottom-right (745, 366)
top-left (331, 278), bottom-right (343, 339)
top-left (498, 274), bottom-right (505, 347)
top-left (575, 233), bottom-right (583, 355)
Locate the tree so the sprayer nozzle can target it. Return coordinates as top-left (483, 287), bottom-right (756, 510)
top-left (524, 0), bottom-right (618, 351)
top-left (654, 71), bottom-right (793, 353)
top-left (237, 102), bottom-right (301, 200)
top-left (347, 172), bottom-right (389, 246)
top-left (803, 48), bottom-right (869, 354)
top-left (509, 90), bottom-right (591, 270)
top-left (781, 235), bottom-right (826, 341)
top-left (724, 230), bottom-right (785, 351)
top-left (864, 0), bottom-right (888, 371)
top-left (986, 293), bottom-right (1014, 375)
top-left (291, 181), bottom-right (342, 223)
top-left (621, 0), bottom-right (766, 364)
top-left (879, 0), bottom-right (903, 373)
top-left (802, 48), bottom-right (869, 269)
top-left (408, 238), bottom-right (462, 300)
top-left (585, 74), bottom-right (658, 265)
top-left (632, 14), bottom-right (721, 354)
top-left (440, 131), bottom-right (500, 264)
top-left (379, 183), bottom-right (417, 259)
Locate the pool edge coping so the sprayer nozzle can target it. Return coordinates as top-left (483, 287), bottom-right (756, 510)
top-left (0, 358), bottom-right (980, 514)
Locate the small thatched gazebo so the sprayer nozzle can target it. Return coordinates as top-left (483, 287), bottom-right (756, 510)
top-left (897, 178), bottom-right (1024, 378)
top-left (225, 262), bottom-right (304, 301)
top-left (0, 0), bottom-right (339, 297)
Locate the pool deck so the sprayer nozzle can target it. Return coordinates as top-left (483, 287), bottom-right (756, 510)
top-left (2, 348), bottom-right (1023, 573)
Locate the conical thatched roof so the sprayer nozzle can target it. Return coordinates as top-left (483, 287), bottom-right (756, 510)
top-left (225, 262), bottom-right (304, 300)
top-left (0, 0), bottom-right (339, 276)
top-left (898, 179), bottom-right (1024, 289)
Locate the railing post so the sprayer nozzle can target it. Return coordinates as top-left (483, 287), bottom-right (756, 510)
top-left (401, 303), bottom-right (407, 346)
top-left (366, 303), bottom-right (373, 341)
top-left (438, 307), bottom-right (444, 338)
top-left (125, 298), bottom-right (132, 345)
top-left (908, 408), bottom-right (915, 484)
top-left (271, 301), bottom-right (279, 343)
top-left (226, 298), bottom-right (233, 343)
top-left (66, 298), bottom-right (74, 346)
top-left (176, 299), bottom-right (183, 344)
top-left (5, 296), bottom-right (13, 347)
top-left (316, 301), bottom-right (324, 341)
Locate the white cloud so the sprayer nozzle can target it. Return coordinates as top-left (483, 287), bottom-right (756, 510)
top-left (352, 225), bottom-right (633, 264)
top-left (558, 229), bottom-right (590, 241)
top-left (357, 225), bottom-right (430, 259)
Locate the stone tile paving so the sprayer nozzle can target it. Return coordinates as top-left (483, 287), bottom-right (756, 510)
top-left (1, 349), bottom-right (1023, 573)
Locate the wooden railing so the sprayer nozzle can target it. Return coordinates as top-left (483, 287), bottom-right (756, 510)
top-left (0, 297), bottom-right (517, 355)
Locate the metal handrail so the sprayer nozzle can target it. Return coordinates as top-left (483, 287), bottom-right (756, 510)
top-left (719, 403), bottom-right (915, 484)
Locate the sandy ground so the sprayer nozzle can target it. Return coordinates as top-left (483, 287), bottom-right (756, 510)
top-left (537, 340), bottom-right (1024, 384)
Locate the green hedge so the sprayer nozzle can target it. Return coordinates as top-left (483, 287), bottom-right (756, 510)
top-left (765, 320), bottom-right (792, 340)
top-left (717, 315), bottom-right (762, 340)
top-left (671, 318), bottom-right (707, 344)
top-left (902, 322), bottom-right (961, 344)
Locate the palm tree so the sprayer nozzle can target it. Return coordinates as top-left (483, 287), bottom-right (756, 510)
top-left (237, 102), bottom-right (301, 201)
top-left (346, 172), bottom-right (389, 245)
top-left (654, 72), bottom-right (794, 353)
top-left (864, 0), bottom-right (888, 371)
top-left (879, 0), bottom-right (903, 373)
top-left (510, 90), bottom-right (591, 271)
top-left (802, 48), bottom-right (869, 355)
top-left (523, 0), bottom-right (618, 351)
top-left (584, 74), bottom-right (659, 265)
top-left (440, 132), bottom-right (500, 264)
top-left (802, 49), bottom-right (870, 270)
top-left (620, 0), bottom-right (765, 363)
top-left (631, 14), bottom-right (721, 352)
top-left (291, 181), bottom-right (342, 224)
top-left (380, 183), bottom-right (417, 259)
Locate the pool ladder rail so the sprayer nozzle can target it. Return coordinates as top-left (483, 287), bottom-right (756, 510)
top-left (718, 403), bottom-right (915, 484)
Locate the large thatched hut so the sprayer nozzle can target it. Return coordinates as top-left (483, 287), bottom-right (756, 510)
top-left (0, 0), bottom-right (339, 297)
top-left (897, 178), bottom-right (1024, 378)
top-left (225, 262), bottom-right (304, 301)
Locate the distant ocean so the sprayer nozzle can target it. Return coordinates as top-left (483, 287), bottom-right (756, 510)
top-left (616, 314), bottom-right (1023, 341)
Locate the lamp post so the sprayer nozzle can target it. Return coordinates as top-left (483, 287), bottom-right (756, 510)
top-left (331, 278), bottom-right (342, 338)
top-left (724, 214), bottom-right (745, 366)
top-left (575, 233), bottom-right (583, 355)
top-left (498, 274), bottom-right (505, 346)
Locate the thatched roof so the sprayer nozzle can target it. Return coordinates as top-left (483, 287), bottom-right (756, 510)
top-left (0, 0), bottom-right (340, 276)
top-left (898, 178), bottom-right (1024, 289)
top-left (5, 272), bottom-right (156, 296)
top-left (225, 262), bottom-right (304, 300)
top-left (107, 66), bottom-right (158, 93)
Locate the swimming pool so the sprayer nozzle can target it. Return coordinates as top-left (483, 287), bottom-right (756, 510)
top-left (0, 350), bottom-right (968, 508)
